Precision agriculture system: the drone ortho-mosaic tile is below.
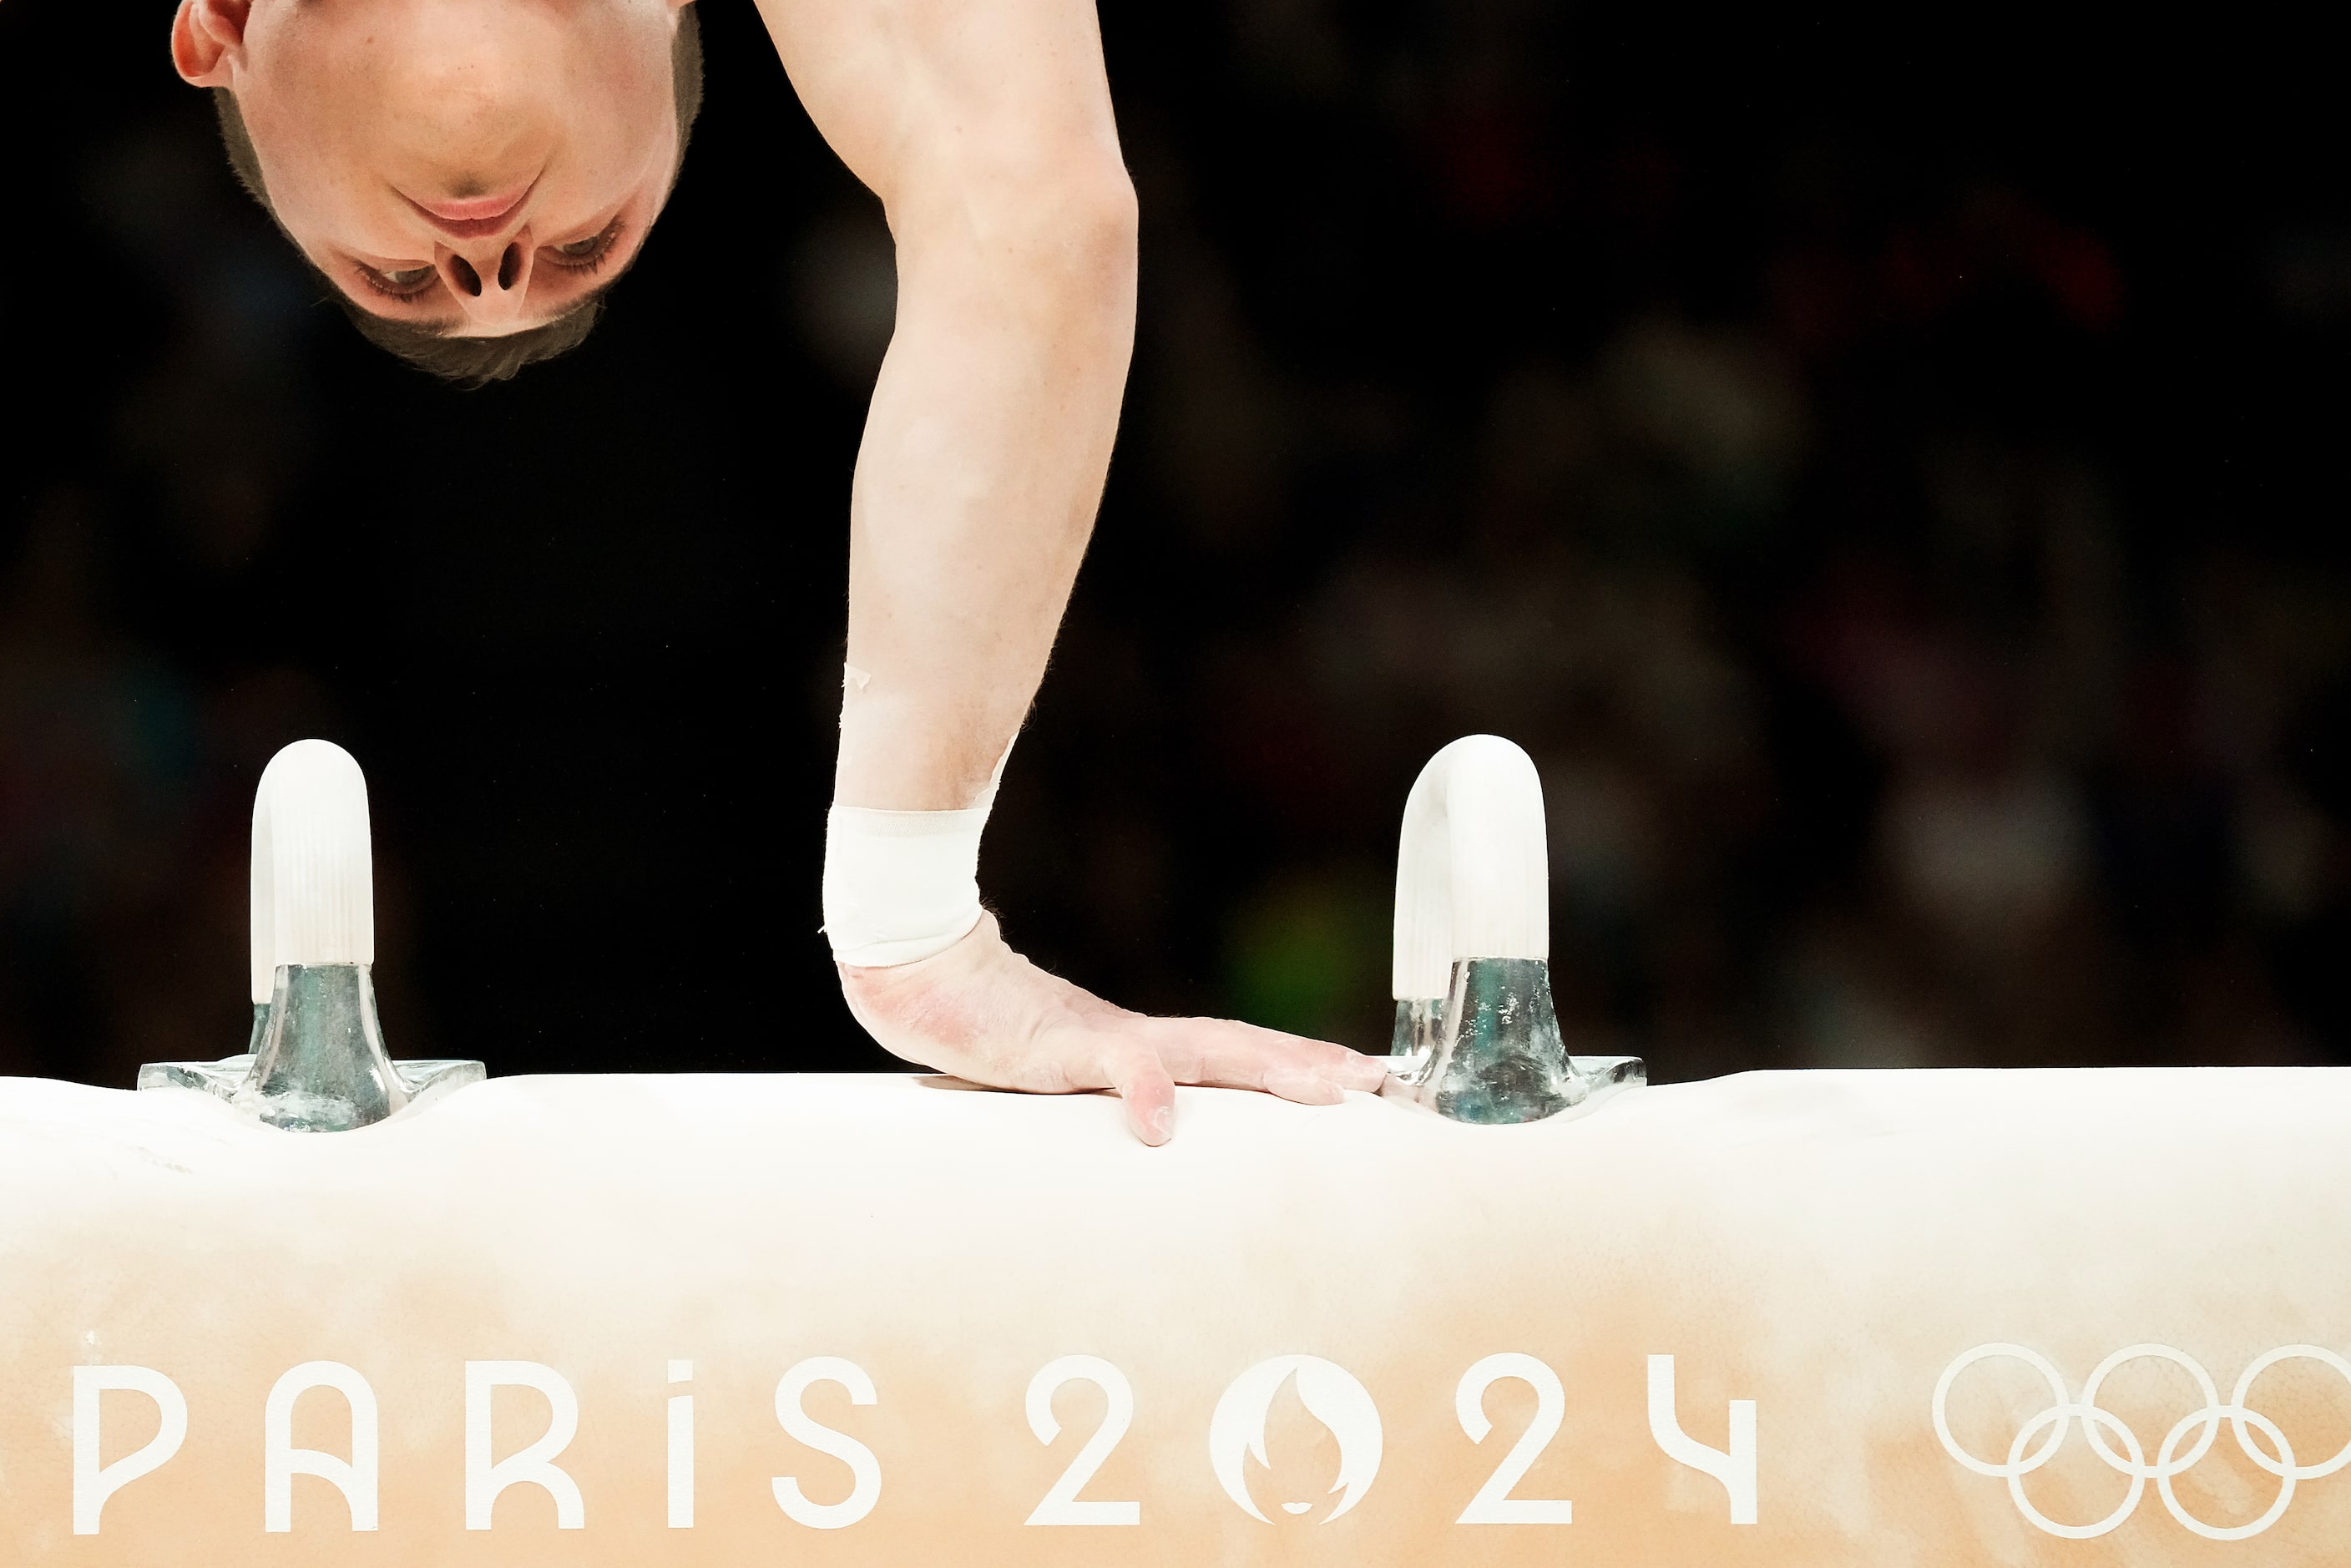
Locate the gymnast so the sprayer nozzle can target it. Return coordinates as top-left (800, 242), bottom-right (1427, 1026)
top-left (167, 0), bottom-right (1388, 1138)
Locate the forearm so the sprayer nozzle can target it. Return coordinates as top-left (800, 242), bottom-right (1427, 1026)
top-left (837, 164), bottom-right (1137, 809)
top-left (765, 0), bottom-right (1370, 1127)
top-left (756, 0), bottom-right (1140, 811)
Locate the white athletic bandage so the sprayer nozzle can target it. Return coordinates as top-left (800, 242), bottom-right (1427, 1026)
top-left (822, 799), bottom-right (993, 966)
top-left (822, 686), bottom-right (1014, 967)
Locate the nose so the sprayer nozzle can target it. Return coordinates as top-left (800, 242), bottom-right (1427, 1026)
top-left (438, 238), bottom-right (534, 330)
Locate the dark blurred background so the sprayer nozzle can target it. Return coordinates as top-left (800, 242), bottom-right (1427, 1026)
top-left (3, 0), bottom-right (2347, 1087)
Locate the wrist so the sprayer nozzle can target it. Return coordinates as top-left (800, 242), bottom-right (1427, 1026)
top-left (833, 666), bottom-right (1026, 811)
top-left (822, 802), bottom-right (990, 967)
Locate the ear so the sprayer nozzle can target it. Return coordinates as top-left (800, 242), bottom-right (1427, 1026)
top-left (171, 0), bottom-right (253, 89)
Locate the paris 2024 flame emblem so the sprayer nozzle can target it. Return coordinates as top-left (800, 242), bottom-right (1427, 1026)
top-left (1208, 1356), bottom-right (1383, 1523)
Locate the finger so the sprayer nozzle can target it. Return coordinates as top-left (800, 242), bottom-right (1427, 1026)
top-left (1187, 1017), bottom-right (1390, 1091)
top-left (1263, 1064), bottom-right (1347, 1106)
top-left (1098, 1036), bottom-right (1177, 1146)
top-left (1148, 1017), bottom-right (1389, 1100)
top-left (1324, 1044), bottom-right (1394, 1091)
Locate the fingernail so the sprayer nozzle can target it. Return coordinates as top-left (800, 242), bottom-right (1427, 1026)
top-left (1148, 1106), bottom-right (1172, 1143)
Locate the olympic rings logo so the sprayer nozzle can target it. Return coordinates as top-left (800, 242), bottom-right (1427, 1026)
top-left (1932, 1343), bottom-right (2351, 1540)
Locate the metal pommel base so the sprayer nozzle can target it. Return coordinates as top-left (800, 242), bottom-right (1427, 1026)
top-left (137, 1054), bottom-right (485, 1121)
top-left (1385, 957), bottom-right (1645, 1125)
top-left (137, 963), bottom-right (483, 1132)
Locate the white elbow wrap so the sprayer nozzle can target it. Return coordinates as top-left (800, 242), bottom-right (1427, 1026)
top-left (822, 801), bottom-right (992, 967)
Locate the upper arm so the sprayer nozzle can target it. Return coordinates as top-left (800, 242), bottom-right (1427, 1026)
top-left (753, 0), bottom-right (1132, 224)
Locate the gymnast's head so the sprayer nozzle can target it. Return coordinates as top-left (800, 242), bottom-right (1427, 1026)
top-left (171, 0), bottom-right (702, 384)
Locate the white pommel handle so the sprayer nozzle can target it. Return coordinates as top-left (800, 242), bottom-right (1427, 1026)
top-left (256, 740), bottom-right (375, 971)
top-left (248, 769), bottom-right (276, 1005)
top-left (1392, 735), bottom-right (1549, 1002)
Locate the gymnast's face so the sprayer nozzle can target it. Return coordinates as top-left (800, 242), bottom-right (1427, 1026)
top-left (171, 0), bottom-right (687, 336)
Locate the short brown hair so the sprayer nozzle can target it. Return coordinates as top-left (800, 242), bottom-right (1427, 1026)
top-left (212, 5), bottom-right (704, 387)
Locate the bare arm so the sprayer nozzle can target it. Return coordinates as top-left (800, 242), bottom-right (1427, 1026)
top-left (760, 0), bottom-right (1385, 1139)
top-left (760, 0), bottom-right (1132, 809)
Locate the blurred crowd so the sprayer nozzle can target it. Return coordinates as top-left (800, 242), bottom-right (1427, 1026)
top-left (0, 0), bottom-right (2343, 1084)
top-left (990, 0), bottom-right (2351, 1075)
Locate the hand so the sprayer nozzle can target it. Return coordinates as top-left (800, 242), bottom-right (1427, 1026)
top-left (837, 913), bottom-right (1390, 1145)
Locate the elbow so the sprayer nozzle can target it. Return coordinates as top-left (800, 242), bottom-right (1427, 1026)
top-left (1070, 163), bottom-right (1140, 285)
top-left (901, 146), bottom-right (1139, 306)
top-left (1048, 162), bottom-right (1139, 309)
top-left (984, 154), bottom-right (1137, 307)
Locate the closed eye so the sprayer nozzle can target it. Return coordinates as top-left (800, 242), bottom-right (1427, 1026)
top-left (545, 217), bottom-right (626, 274)
top-left (357, 262), bottom-right (438, 301)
